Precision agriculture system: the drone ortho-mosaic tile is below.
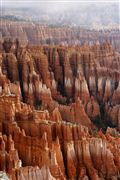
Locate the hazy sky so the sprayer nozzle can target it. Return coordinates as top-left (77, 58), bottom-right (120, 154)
top-left (2, 0), bottom-right (119, 8)
top-left (1, 0), bottom-right (119, 28)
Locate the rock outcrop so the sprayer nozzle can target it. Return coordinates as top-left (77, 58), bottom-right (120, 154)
top-left (0, 94), bottom-right (119, 179)
top-left (1, 20), bottom-right (120, 52)
top-left (0, 39), bottom-right (120, 179)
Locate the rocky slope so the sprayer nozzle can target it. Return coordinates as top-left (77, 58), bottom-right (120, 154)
top-left (1, 20), bottom-right (120, 52)
top-left (0, 39), bottom-right (120, 179)
top-left (0, 95), bottom-right (120, 180)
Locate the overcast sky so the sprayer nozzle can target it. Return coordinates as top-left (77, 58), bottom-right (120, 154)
top-left (2, 0), bottom-right (119, 8)
top-left (1, 0), bottom-right (119, 28)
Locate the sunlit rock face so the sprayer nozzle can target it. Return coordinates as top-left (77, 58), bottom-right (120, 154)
top-left (0, 39), bottom-right (120, 179)
top-left (1, 39), bottom-right (120, 129)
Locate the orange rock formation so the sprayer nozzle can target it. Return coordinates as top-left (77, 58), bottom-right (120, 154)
top-left (0, 39), bottom-right (120, 179)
